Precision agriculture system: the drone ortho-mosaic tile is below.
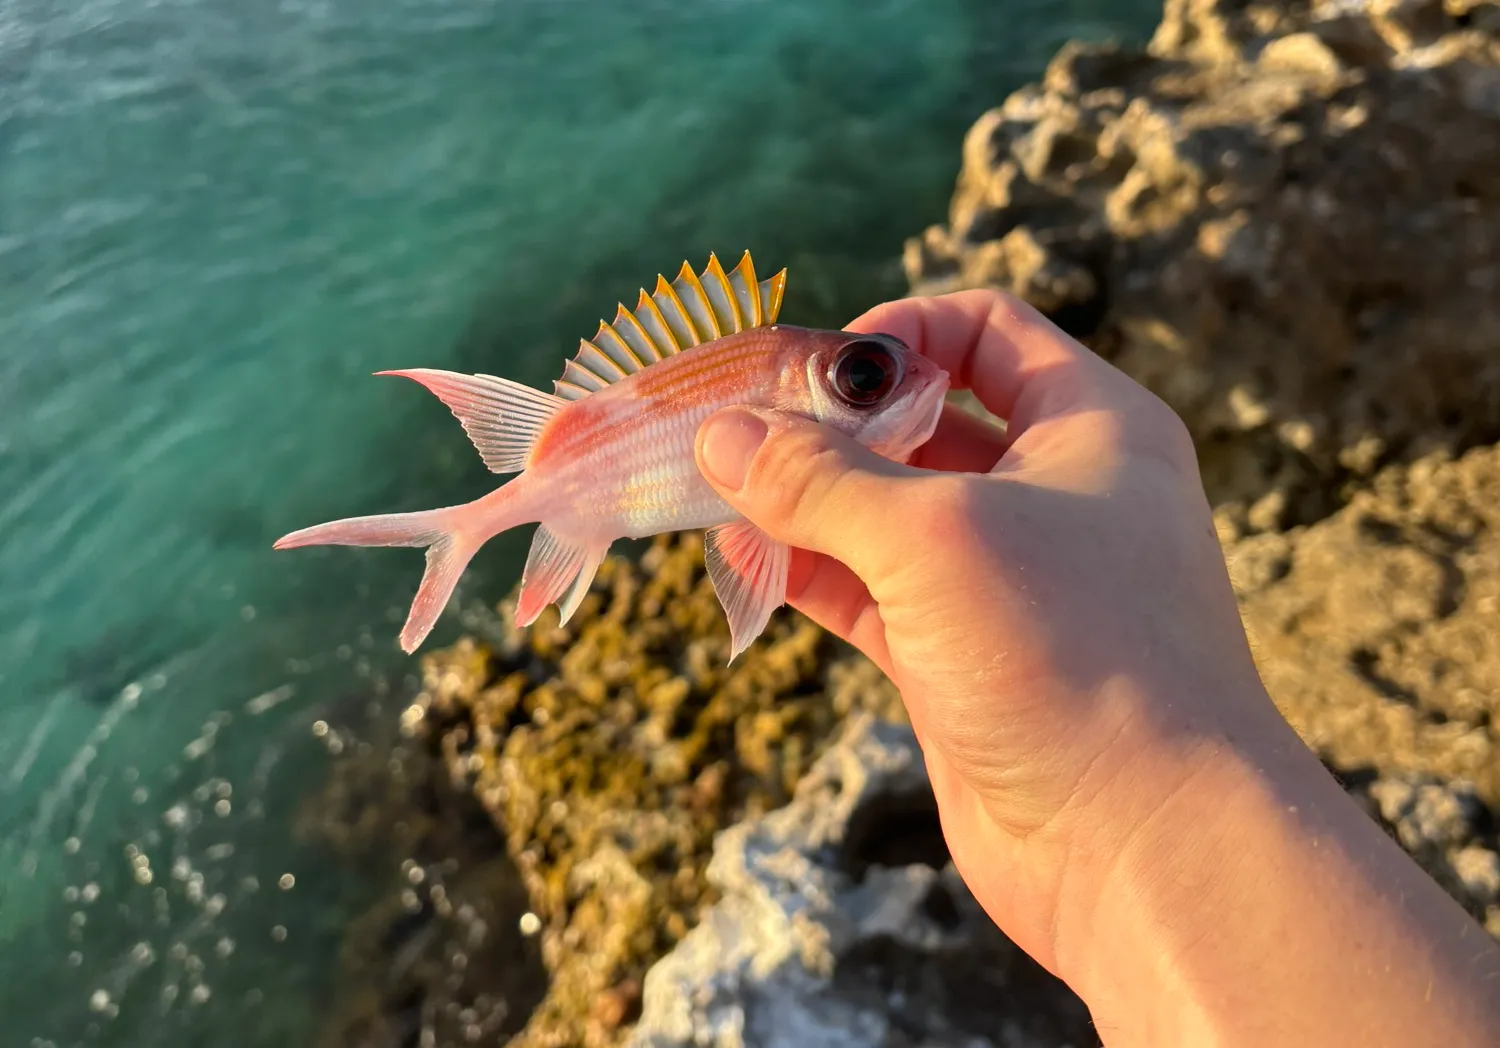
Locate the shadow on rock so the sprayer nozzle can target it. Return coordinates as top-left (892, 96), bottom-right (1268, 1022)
top-left (632, 715), bottom-right (1094, 1048)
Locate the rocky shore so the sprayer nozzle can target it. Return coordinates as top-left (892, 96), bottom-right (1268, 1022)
top-left (309, 1), bottom-right (1500, 1045)
top-left (307, 536), bottom-right (916, 1048)
top-left (908, 0), bottom-right (1500, 533)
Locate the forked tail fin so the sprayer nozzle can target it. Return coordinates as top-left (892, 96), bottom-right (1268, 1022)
top-left (274, 500), bottom-right (498, 653)
top-left (277, 366), bottom-right (561, 652)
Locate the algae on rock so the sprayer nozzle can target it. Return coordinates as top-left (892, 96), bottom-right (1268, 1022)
top-left (401, 534), bottom-right (902, 1048)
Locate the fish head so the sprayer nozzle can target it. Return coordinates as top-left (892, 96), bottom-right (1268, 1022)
top-left (780, 328), bottom-right (951, 463)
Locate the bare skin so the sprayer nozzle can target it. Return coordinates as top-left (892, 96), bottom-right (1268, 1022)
top-left (693, 289), bottom-right (1500, 1048)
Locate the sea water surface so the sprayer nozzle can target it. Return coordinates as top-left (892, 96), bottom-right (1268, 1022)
top-left (0, 0), bottom-right (1158, 1043)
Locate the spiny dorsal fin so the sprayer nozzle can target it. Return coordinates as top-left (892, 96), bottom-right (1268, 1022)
top-left (553, 251), bottom-right (787, 401)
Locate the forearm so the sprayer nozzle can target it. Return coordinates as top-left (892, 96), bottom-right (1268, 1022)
top-left (1069, 722), bottom-right (1500, 1047)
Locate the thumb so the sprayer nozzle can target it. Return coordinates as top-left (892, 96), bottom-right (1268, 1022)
top-left (694, 408), bottom-right (921, 583)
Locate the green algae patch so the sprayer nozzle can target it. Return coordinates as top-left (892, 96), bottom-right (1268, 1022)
top-left (394, 533), bottom-right (899, 1048)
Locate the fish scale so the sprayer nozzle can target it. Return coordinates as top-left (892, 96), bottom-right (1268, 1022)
top-left (275, 253), bottom-right (949, 661)
top-left (518, 338), bottom-right (775, 535)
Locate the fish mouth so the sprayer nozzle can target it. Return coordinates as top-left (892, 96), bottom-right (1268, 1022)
top-left (883, 371), bottom-right (951, 462)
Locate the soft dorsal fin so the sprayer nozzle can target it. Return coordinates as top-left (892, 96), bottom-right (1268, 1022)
top-left (553, 251), bottom-right (787, 401)
top-left (376, 369), bottom-right (564, 474)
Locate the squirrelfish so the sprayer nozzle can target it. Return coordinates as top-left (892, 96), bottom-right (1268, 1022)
top-left (274, 253), bottom-right (949, 659)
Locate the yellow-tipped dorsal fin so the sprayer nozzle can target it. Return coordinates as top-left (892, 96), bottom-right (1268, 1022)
top-left (552, 251), bottom-right (787, 401)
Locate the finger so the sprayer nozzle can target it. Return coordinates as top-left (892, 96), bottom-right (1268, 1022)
top-left (785, 548), bottom-right (894, 675)
top-left (694, 408), bottom-right (924, 587)
top-left (846, 289), bottom-right (1116, 441)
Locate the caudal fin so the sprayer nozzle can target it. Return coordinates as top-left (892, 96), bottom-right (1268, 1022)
top-left (274, 507), bottom-right (482, 654)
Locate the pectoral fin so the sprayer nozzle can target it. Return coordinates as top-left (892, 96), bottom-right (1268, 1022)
top-left (704, 520), bottom-right (790, 662)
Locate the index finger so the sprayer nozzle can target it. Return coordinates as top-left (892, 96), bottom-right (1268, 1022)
top-left (845, 288), bottom-right (1113, 433)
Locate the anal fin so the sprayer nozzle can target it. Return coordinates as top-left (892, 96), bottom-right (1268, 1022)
top-left (516, 526), bottom-right (609, 628)
top-left (556, 543), bottom-right (607, 626)
top-left (704, 520), bottom-right (790, 661)
top-left (378, 369), bottom-right (563, 474)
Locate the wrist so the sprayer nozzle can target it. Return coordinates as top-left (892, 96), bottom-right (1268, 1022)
top-left (1051, 704), bottom-right (1500, 1047)
top-left (956, 676), bottom-right (1305, 986)
top-left (1018, 676), bottom-right (1310, 977)
top-left (1054, 722), bottom-right (1325, 1045)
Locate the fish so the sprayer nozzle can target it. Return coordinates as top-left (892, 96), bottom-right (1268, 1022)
top-left (273, 252), bottom-right (950, 660)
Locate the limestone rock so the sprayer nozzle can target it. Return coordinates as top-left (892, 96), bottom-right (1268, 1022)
top-left (1360, 772), bottom-right (1500, 930)
top-left (1229, 445), bottom-right (1500, 798)
top-left (631, 716), bottom-right (1093, 1048)
top-left (1228, 444), bottom-right (1500, 933)
top-left (908, 0), bottom-right (1500, 528)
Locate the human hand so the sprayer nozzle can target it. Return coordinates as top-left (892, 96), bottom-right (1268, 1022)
top-left (695, 289), bottom-right (1281, 963)
top-left (693, 289), bottom-right (1500, 1046)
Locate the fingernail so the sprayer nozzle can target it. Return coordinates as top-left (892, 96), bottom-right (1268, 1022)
top-left (699, 410), bottom-right (768, 491)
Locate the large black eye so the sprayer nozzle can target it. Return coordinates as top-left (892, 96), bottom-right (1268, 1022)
top-left (830, 339), bottom-right (900, 407)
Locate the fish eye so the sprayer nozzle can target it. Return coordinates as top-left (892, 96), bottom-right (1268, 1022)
top-left (829, 339), bottom-right (900, 407)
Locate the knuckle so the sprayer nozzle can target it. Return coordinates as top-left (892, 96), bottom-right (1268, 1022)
top-left (747, 425), bottom-right (849, 521)
top-left (1133, 389), bottom-right (1199, 469)
top-left (1085, 371), bottom-right (1200, 472)
top-left (975, 287), bottom-right (1066, 348)
top-left (907, 474), bottom-right (984, 545)
top-left (958, 284), bottom-right (1025, 318)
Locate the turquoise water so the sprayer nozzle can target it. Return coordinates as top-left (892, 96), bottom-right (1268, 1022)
top-left (0, 0), bottom-right (1158, 1043)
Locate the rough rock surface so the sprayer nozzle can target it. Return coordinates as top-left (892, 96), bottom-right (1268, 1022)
top-left (906, 0), bottom-right (1500, 529)
top-left (630, 715), bottom-right (1092, 1048)
top-left (1362, 773), bottom-right (1500, 931)
top-left (1228, 443), bottom-right (1500, 934)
